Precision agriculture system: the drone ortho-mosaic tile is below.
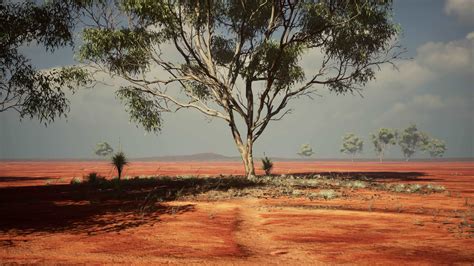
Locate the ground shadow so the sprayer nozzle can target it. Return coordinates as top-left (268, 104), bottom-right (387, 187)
top-left (0, 176), bottom-right (53, 183)
top-left (0, 176), bottom-right (262, 235)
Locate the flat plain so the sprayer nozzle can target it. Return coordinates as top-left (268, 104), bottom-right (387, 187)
top-left (0, 160), bottom-right (473, 264)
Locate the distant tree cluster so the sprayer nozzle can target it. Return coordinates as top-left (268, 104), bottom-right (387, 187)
top-left (369, 124), bottom-right (446, 161)
top-left (298, 124), bottom-right (446, 162)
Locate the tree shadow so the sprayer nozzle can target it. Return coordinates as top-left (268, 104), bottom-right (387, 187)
top-left (0, 176), bottom-right (52, 183)
top-left (0, 176), bottom-right (262, 235)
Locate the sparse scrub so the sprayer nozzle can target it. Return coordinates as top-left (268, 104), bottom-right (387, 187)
top-left (407, 184), bottom-right (422, 193)
top-left (392, 184), bottom-right (406, 193)
top-left (345, 180), bottom-right (367, 189)
top-left (428, 184), bottom-right (446, 193)
top-left (312, 189), bottom-right (340, 200)
top-left (383, 183), bottom-right (446, 194)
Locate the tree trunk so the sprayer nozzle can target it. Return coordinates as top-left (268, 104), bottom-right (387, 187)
top-left (237, 142), bottom-right (255, 178)
top-left (228, 120), bottom-right (256, 178)
top-left (246, 140), bottom-right (255, 177)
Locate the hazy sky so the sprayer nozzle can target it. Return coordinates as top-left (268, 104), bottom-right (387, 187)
top-left (1, 0), bottom-right (473, 159)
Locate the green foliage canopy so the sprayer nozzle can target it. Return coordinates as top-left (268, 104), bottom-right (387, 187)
top-left (371, 128), bottom-right (397, 162)
top-left (261, 156), bottom-right (273, 176)
top-left (340, 133), bottom-right (363, 159)
top-left (75, 0), bottom-right (401, 132)
top-left (0, 0), bottom-right (90, 123)
top-left (397, 124), bottom-right (429, 161)
top-left (112, 151), bottom-right (128, 180)
top-left (421, 138), bottom-right (447, 158)
top-left (298, 143), bottom-right (315, 157)
top-left (94, 142), bottom-right (114, 157)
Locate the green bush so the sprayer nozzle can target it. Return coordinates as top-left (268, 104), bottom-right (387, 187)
top-left (70, 177), bottom-right (82, 185)
top-left (261, 156), bottom-right (273, 176)
top-left (317, 189), bottom-right (340, 200)
top-left (345, 180), bottom-right (367, 189)
top-left (112, 151), bottom-right (128, 180)
top-left (407, 184), bottom-right (422, 193)
top-left (426, 184), bottom-right (445, 193)
top-left (86, 172), bottom-right (105, 183)
top-left (393, 184), bottom-right (406, 193)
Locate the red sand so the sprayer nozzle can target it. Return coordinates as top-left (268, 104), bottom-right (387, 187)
top-left (0, 160), bottom-right (473, 264)
top-left (0, 160), bottom-right (473, 195)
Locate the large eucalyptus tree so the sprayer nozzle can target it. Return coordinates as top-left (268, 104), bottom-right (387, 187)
top-left (75, 0), bottom-right (402, 177)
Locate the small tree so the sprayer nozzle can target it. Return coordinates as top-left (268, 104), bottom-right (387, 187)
top-left (298, 144), bottom-right (315, 158)
top-left (94, 142), bottom-right (114, 158)
top-left (398, 124), bottom-right (429, 161)
top-left (111, 151), bottom-right (128, 180)
top-left (340, 133), bottom-right (363, 162)
top-left (421, 138), bottom-right (446, 158)
top-left (261, 156), bottom-right (273, 176)
top-left (371, 128), bottom-right (397, 162)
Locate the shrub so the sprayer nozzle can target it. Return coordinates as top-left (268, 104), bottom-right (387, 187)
top-left (393, 184), bottom-right (406, 193)
top-left (317, 189), bottom-right (340, 200)
top-left (112, 151), bottom-right (128, 180)
top-left (261, 156), bottom-right (273, 176)
top-left (86, 172), bottom-right (105, 183)
top-left (407, 184), bottom-right (422, 193)
top-left (346, 180), bottom-right (367, 189)
top-left (70, 177), bottom-right (82, 185)
top-left (426, 184), bottom-right (445, 193)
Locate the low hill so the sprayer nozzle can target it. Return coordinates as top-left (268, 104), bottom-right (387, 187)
top-left (136, 152), bottom-right (241, 161)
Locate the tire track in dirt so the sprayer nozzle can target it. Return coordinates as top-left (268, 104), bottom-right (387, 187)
top-left (231, 198), bottom-right (321, 264)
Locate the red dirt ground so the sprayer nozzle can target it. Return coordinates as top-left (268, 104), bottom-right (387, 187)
top-left (0, 160), bottom-right (473, 264)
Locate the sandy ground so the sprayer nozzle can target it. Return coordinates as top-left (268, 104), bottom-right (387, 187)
top-left (0, 161), bottom-right (473, 264)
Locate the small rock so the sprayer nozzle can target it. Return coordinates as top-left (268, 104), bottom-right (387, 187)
top-left (270, 250), bottom-right (288, 255)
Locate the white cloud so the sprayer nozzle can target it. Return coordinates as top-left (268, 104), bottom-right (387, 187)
top-left (412, 94), bottom-right (445, 109)
top-left (445, 0), bottom-right (474, 24)
top-left (367, 32), bottom-right (473, 93)
top-left (375, 93), bottom-right (472, 127)
top-left (369, 60), bottom-right (435, 91)
top-left (417, 35), bottom-right (473, 73)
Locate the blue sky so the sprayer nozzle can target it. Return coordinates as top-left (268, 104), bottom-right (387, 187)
top-left (1, 0), bottom-right (473, 159)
